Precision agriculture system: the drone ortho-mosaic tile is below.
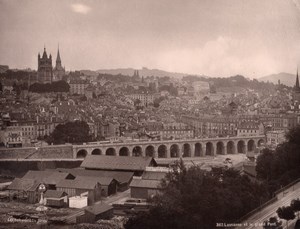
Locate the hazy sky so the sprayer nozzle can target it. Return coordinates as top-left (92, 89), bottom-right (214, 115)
top-left (1, 0), bottom-right (300, 78)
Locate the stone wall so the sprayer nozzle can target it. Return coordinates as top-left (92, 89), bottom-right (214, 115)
top-left (0, 145), bottom-right (73, 159)
top-left (0, 160), bottom-right (82, 177)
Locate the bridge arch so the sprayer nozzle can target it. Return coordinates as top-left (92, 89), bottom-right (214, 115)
top-left (170, 144), bottom-right (180, 158)
top-left (226, 141), bottom-right (235, 154)
top-left (158, 145), bottom-right (167, 158)
top-left (247, 139), bottom-right (255, 152)
top-left (145, 145), bottom-right (155, 157)
top-left (132, 146), bottom-right (143, 157)
top-left (77, 149), bottom-right (88, 158)
top-left (91, 148), bottom-right (102, 155)
top-left (206, 142), bottom-right (214, 156)
top-left (183, 143), bottom-right (191, 157)
top-left (194, 143), bottom-right (203, 157)
top-left (106, 147), bottom-right (116, 156)
top-left (216, 142), bottom-right (225, 155)
top-left (237, 140), bottom-right (246, 154)
top-left (119, 147), bottom-right (130, 156)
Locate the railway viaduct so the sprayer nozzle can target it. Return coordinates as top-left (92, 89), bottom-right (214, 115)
top-left (73, 136), bottom-right (265, 159)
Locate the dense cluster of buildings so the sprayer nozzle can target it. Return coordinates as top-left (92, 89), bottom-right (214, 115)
top-left (1, 48), bottom-right (300, 150)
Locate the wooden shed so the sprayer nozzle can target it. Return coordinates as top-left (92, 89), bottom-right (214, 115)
top-left (7, 178), bottom-right (40, 204)
top-left (44, 190), bottom-right (68, 208)
top-left (76, 203), bottom-right (113, 223)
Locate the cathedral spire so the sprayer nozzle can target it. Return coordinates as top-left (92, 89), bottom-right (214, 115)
top-left (296, 68), bottom-right (299, 89)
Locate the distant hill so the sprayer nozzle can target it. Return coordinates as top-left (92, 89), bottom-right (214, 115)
top-left (259, 72), bottom-right (296, 87)
top-left (80, 67), bottom-right (202, 79)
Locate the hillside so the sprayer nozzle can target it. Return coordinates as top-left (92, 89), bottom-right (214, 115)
top-left (81, 67), bottom-right (191, 78)
top-left (259, 72), bottom-right (296, 87)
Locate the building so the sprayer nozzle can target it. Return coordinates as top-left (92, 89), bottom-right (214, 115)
top-left (126, 93), bottom-right (155, 107)
top-left (57, 168), bottom-right (134, 192)
top-left (53, 47), bottom-right (65, 81)
top-left (80, 155), bottom-right (157, 176)
top-left (266, 130), bottom-right (286, 147)
top-left (56, 177), bottom-right (102, 205)
top-left (44, 190), bottom-right (68, 208)
top-left (7, 178), bottom-right (41, 204)
top-left (69, 79), bottom-right (89, 95)
top-left (237, 122), bottom-right (264, 137)
top-left (37, 47), bottom-right (53, 84)
top-left (130, 170), bottom-right (166, 199)
top-left (2, 126), bottom-right (23, 147)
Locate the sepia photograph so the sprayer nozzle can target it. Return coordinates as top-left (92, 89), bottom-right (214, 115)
top-left (0, 0), bottom-right (300, 228)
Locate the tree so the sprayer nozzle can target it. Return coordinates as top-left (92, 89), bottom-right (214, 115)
top-left (276, 206), bottom-right (295, 228)
top-left (0, 82), bottom-right (2, 92)
top-left (256, 148), bottom-right (274, 181)
top-left (48, 121), bottom-right (92, 144)
top-left (291, 199), bottom-right (300, 219)
top-left (263, 217), bottom-right (282, 229)
top-left (125, 160), bottom-right (269, 229)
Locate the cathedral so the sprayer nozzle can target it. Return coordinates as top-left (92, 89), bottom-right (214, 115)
top-left (37, 46), bottom-right (65, 84)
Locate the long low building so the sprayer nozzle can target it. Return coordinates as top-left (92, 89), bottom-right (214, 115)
top-left (80, 155), bottom-right (157, 176)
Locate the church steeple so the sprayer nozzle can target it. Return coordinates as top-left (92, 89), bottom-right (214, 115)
top-left (56, 44), bottom-right (61, 64)
top-left (42, 46), bottom-right (48, 58)
top-left (296, 68), bottom-right (299, 89)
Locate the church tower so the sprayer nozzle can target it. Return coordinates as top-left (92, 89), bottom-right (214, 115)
top-left (53, 45), bottom-right (66, 81)
top-left (37, 46), bottom-right (53, 84)
top-left (293, 68), bottom-right (300, 102)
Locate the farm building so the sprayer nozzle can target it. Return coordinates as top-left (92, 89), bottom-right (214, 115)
top-left (44, 190), bottom-right (68, 207)
top-left (76, 203), bottom-right (113, 223)
top-left (7, 178), bottom-right (41, 204)
top-left (56, 177), bottom-right (101, 205)
top-left (80, 155), bottom-right (157, 175)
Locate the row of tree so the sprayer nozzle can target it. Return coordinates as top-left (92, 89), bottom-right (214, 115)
top-left (29, 80), bottom-right (70, 93)
top-left (125, 161), bottom-right (269, 229)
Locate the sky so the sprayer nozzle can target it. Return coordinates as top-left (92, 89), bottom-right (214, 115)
top-left (1, 0), bottom-right (300, 78)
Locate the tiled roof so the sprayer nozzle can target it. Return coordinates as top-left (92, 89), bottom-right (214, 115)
top-left (80, 155), bottom-right (157, 171)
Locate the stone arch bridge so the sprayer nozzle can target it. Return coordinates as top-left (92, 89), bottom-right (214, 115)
top-left (73, 136), bottom-right (265, 159)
